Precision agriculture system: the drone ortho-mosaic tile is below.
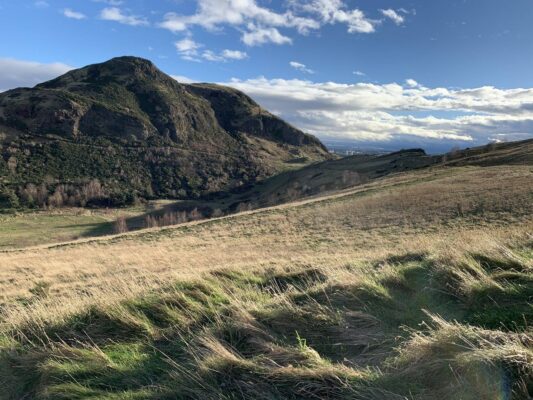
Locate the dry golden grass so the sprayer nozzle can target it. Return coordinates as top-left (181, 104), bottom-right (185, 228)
top-left (0, 164), bottom-right (532, 399)
top-left (0, 165), bottom-right (531, 330)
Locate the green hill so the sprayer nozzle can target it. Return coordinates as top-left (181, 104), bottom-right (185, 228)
top-left (0, 56), bottom-right (329, 209)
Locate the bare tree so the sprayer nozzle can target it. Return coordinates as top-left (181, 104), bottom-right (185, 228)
top-left (211, 208), bottom-right (224, 218)
top-left (113, 216), bottom-right (129, 234)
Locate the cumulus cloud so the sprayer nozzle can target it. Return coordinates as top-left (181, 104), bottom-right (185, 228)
top-left (290, 61), bottom-right (314, 74)
top-left (221, 49), bottom-right (248, 60)
top-left (159, 0), bottom-right (385, 46)
top-left (63, 8), bottom-right (86, 20)
top-left (242, 25), bottom-right (292, 46)
top-left (159, 0), bottom-right (318, 34)
top-left (175, 37), bottom-right (248, 62)
top-left (225, 76), bottom-right (533, 148)
top-left (290, 0), bottom-right (376, 33)
top-left (202, 49), bottom-right (248, 62)
top-left (405, 79), bottom-right (419, 88)
top-left (100, 7), bottom-right (148, 26)
top-left (175, 37), bottom-right (202, 61)
top-left (0, 58), bottom-right (73, 92)
top-left (380, 9), bottom-right (404, 25)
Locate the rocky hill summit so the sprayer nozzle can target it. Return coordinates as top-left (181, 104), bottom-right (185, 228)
top-left (0, 56), bottom-right (329, 207)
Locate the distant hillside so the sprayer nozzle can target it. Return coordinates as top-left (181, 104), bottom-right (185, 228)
top-left (223, 138), bottom-right (533, 210)
top-left (0, 56), bottom-right (329, 209)
top-left (441, 138), bottom-right (533, 166)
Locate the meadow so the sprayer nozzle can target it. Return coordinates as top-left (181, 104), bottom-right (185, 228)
top-left (0, 164), bottom-right (531, 399)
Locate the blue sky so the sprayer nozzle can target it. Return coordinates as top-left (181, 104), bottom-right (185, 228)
top-left (1, 0), bottom-right (533, 152)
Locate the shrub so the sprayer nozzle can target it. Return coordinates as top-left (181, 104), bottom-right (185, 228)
top-left (113, 216), bottom-right (129, 234)
top-left (0, 186), bottom-right (20, 209)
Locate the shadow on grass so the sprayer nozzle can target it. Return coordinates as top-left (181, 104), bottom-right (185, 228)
top-left (3, 253), bottom-right (532, 400)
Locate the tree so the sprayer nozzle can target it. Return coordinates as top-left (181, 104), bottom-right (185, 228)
top-left (188, 208), bottom-right (203, 221)
top-left (144, 215), bottom-right (158, 228)
top-left (0, 187), bottom-right (20, 209)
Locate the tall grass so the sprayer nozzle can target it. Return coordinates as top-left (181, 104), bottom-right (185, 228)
top-left (1, 235), bottom-right (531, 399)
top-left (0, 164), bottom-right (531, 399)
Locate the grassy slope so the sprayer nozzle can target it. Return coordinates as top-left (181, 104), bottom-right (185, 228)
top-left (0, 57), bottom-right (330, 204)
top-left (0, 201), bottom-right (180, 249)
top-left (2, 139), bottom-right (530, 249)
top-left (228, 138), bottom-right (533, 210)
top-left (0, 164), bottom-right (532, 399)
top-left (0, 212), bottom-right (113, 249)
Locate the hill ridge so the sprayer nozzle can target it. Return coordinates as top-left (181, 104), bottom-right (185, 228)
top-left (0, 56), bottom-right (329, 207)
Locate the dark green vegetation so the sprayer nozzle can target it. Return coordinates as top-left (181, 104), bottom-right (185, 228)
top-left (0, 56), bottom-right (329, 209)
top-left (2, 245), bottom-right (531, 399)
top-left (1, 138), bottom-right (532, 246)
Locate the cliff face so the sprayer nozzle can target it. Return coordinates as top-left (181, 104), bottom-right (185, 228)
top-left (0, 57), bottom-right (330, 205)
top-left (187, 83), bottom-right (325, 148)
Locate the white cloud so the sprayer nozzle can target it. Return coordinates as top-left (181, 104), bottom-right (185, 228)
top-left (63, 8), bottom-right (87, 20)
top-left (100, 7), bottom-right (148, 26)
top-left (0, 58), bottom-right (73, 92)
top-left (289, 0), bottom-right (376, 33)
top-left (353, 70), bottom-right (366, 76)
top-left (290, 61), bottom-right (314, 74)
top-left (175, 38), bottom-right (248, 62)
top-left (203, 49), bottom-right (248, 61)
top-left (221, 49), bottom-right (248, 60)
top-left (159, 0), bottom-right (387, 46)
top-left (201, 49), bottom-right (248, 62)
top-left (159, 0), bottom-right (318, 34)
top-left (201, 50), bottom-right (223, 62)
top-left (175, 37), bottom-right (202, 61)
top-left (224, 76), bottom-right (533, 146)
top-left (242, 26), bottom-right (292, 46)
top-left (175, 38), bottom-right (201, 53)
top-left (380, 9), bottom-right (404, 25)
top-left (405, 79), bottom-right (419, 88)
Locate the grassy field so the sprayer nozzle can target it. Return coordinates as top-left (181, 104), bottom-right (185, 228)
top-left (0, 163), bottom-right (531, 399)
top-left (0, 201), bottom-right (183, 249)
top-left (0, 211), bottom-right (114, 249)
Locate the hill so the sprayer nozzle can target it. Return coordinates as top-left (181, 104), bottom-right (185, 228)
top-left (0, 139), bottom-right (530, 248)
top-left (204, 138), bottom-right (533, 212)
top-left (0, 56), bottom-right (329, 209)
top-left (442, 138), bottom-right (533, 166)
top-left (0, 148), bottom-right (532, 399)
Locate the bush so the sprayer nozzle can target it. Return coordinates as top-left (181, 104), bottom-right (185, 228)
top-left (113, 216), bottom-right (129, 234)
top-left (0, 186), bottom-right (20, 209)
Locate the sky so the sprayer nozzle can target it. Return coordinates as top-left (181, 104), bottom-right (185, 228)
top-left (1, 0), bottom-right (533, 152)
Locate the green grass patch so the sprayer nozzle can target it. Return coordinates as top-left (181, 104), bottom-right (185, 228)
top-left (0, 212), bottom-right (112, 249)
top-left (1, 251), bottom-right (531, 399)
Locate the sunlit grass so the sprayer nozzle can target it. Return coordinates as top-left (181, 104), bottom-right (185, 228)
top-left (0, 164), bottom-right (531, 399)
